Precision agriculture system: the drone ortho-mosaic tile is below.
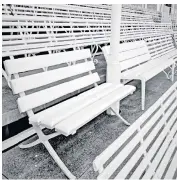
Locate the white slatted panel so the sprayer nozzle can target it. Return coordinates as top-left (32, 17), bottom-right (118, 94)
top-left (102, 41), bottom-right (151, 71)
top-left (93, 83), bottom-right (173, 173)
top-left (94, 82), bottom-right (177, 179)
top-left (164, 148), bottom-right (177, 179)
top-left (145, 34), bottom-right (176, 59)
top-left (2, 8), bottom-right (172, 58)
top-left (17, 73), bottom-right (100, 113)
top-left (143, 121), bottom-right (177, 179)
top-left (4, 49), bottom-right (91, 75)
top-left (11, 61), bottom-right (95, 94)
top-left (131, 102), bottom-right (177, 179)
top-left (115, 93), bottom-right (177, 179)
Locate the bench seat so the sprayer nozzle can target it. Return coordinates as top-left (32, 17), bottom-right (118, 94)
top-left (122, 52), bottom-right (176, 80)
top-left (30, 83), bottom-right (135, 136)
top-left (55, 84), bottom-right (134, 136)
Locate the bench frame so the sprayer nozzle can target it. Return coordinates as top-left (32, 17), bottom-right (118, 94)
top-left (4, 49), bottom-right (135, 179)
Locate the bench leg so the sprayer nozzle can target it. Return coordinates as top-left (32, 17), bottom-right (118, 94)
top-left (20, 125), bottom-right (76, 179)
top-left (141, 80), bottom-right (146, 111)
top-left (43, 141), bottom-right (76, 179)
top-left (110, 107), bottom-right (130, 126)
top-left (171, 63), bottom-right (175, 82)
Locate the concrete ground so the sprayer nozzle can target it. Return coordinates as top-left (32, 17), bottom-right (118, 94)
top-left (2, 70), bottom-right (177, 179)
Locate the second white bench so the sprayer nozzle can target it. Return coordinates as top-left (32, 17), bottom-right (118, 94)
top-left (102, 38), bottom-right (176, 110)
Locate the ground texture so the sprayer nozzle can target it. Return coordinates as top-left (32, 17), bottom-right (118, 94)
top-left (2, 64), bottom-right (177, 179)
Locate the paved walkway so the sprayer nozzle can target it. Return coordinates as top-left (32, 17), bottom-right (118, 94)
top-left (2, 70), bottom-right (177, 179)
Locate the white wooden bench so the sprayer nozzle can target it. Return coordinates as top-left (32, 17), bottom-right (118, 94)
top-left (102, 35), bottom-right (176, 110)
top-left (4, 49), bottom-right (135, 179)
top-left (93, 81), bottom-right (177, 179)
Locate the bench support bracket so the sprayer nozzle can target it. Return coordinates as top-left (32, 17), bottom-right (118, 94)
top-left (110, 107), bottom-right (130, 126)
top-left (163, 63), bottom-right (175, 82)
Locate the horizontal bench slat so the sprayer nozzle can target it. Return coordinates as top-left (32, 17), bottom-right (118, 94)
top-left (11, 61), bottom-right (95, 94)
top-left (4, 49), bottom-right (91, 75)
top-left (121, 53), bottom-right (150, 71)
top-left (17, 73), bottom-right (100, 113)
top-left (119, 46), bottom-right (149, 62)
top-left (141, 58), bottom-right (175, 81)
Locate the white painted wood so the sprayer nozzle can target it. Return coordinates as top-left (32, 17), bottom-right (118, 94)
top-left (11, 61), bottom-right (95, 94)
top-left (143, 119), bottom-right (177, 179)
top-left (35, 84), bottom-right (124, 128)
top-left (131, 103), bottom-right (177, 179)
top-left (94, 82), bottom-right (177, 179)
top-left (164, 148), bottom-right (177, 179)
top-left (102, 41), bottom-right (151, 71)
top-left (93, 83), bottom-right (176, 173)
top-left (153, 130), bottom-right (177, 179)
top-left (4, 49), bottom-right (91, 75)
top-left (18, 73), bottom-right (100, 113)
top-left (55, 85), bottom-right (135, 136)
top-left (29, 83), bottom-right (113, 124)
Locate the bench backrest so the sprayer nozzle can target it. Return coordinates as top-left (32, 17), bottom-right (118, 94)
top-left (2, 15), bottom-right (111, 58)
top-left (145, 34), bottom-right (176, 59)
top-left (2, 4), bottom-right (154, 21)
top-left (2, 12), bottom-right (172, 59)
top-left (93, 82), bottom-right (177, 179)
top-left (4, 49), bottom-right (100, 115)
top-left (2, 4), bottom-right (111, 20)
top-left (102, 41), bottom-right (151, 71)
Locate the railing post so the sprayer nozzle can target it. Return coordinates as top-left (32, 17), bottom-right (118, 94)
top-left (107, 4), bottom-right (122, 115)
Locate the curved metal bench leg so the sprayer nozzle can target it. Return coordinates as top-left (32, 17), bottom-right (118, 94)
top-left (110, 107), bottom-right (130, 126)
top-left (43, 141), bottom-right (76, 179)
top-left (19, 139), bottom-right (41, 149)
top-left (32, 125), bottom-right (76, 179)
